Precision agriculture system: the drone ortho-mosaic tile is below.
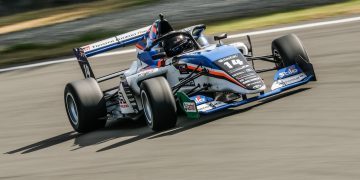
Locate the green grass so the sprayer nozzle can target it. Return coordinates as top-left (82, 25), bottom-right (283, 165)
top-left (0, 0), bottom-right (360, 67)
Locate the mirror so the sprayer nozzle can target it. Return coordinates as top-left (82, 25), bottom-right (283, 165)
top-left (152, 52), bottom-right (167, 60)
top-left (214, 33), bottom-right (227, 41)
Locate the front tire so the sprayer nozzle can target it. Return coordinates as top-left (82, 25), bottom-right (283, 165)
top-left (64, 78), bottom-right (107, 133)
top-left (272, 34), bottom-right (310, 68)
top-left (140, 76), bottom-right (177, 131)
top-left (272, 34), bottom-right (316, 80)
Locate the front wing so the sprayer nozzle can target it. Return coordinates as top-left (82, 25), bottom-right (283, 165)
top-left (198, 75), bottom-right (313, 114)
top-left (177, 64), bottom-right (315, 118)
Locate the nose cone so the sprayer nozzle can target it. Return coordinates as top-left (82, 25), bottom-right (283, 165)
top-left (214, 54), bottom-right (265, 91)
top-left (238, 73), bottom-right (266, 90)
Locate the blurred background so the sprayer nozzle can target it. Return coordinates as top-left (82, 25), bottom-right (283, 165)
top-left (1, 1), bottom-right (360, 179)
top-left (0, 0), bottom-right (357, 67)
top-left (0, 0), bottom-right (97, 16)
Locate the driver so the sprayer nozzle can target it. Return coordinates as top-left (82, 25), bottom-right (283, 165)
top-left (163, 35), bottom-right (195, 57)
top-left (136, 14), bottom-right (174, 66)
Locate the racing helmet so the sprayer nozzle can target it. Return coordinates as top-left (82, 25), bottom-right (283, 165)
top-left (163, 35), bottom-right (196, 57)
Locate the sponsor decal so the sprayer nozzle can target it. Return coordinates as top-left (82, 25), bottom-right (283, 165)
top-left (80, 26), bottom-right (150, 53)
top-left (190, 95), bottom-right (214, 105)
top-left (217, 55), bottom-right (247, 70)
top-left (80, 38), bottom-right (117, 52)
top-left (197, 101), bottom-right (227, 112)
top-left (245, 68), bottom-right (253, 72)
top-left (241, 77), bottom-right (261, 84)
top-left (253, 84), bottom-right (263, 89)
top-left (249, 81), bottom-right (262, 86)
top-left (232, 71), bottom-right (246, 77)
top-left (239, 73), bottom-right (256, 79)
top-left (119, 98), bottom-right (129, 108)
top-left (116, 26), bottom-right (150, 41)
top-left (92, 38), bottom-right (117, 50)
top-left (195, 95), bottom-right (205, 104)
top-left (197, 103), bottom-right (212, 111)
top-left (271, 73), bottom-right (307, 90)
top-left (279, 65), bottom-right (298, 78)
top-left (183, 102), bottom-right (197, 112)
top-left (76, 48), bottom-right (87, 61)
top-left (215, 54), bottom-right (263, 90)
top-left (138, 68), bottom-right (158, 77)
top-left (83, 64), bottom-right (91, 78)
top-left (275, 64), bottom-right (302, 80)
top-left (217, 54), bottom-right (238, 63)
top-left (228, 65), bottom-right (250, 74)
top-left (79, 49), bottom-right (86, 58)
top-left (118, 92), bottom-right (129, 108)
top-left (82, 46), bottom-right (91, 52)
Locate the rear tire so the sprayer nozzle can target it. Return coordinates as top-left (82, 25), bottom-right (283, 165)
top-left (272, 34), bottom-right (310, 68)
top-left (140, 76), bottom-right (177, 131)
top-left (64, 78), bottom-right (107, 133)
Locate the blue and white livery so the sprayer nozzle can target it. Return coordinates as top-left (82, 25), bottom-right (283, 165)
top-left (65, 14), bottom-right (317, 133)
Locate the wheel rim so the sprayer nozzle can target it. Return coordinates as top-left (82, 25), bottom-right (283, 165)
top-left (273, 49), bottom-right (284, 68)
top-left (66, 93), bottom-right (79, 126)
top-left (141, 90), bottom-right (153, 125)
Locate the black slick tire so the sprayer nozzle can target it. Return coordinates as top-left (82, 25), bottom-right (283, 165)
top-left (64, 78), bottom-right (107, 133)
top-left (140, 76), bottom-right (177, 131)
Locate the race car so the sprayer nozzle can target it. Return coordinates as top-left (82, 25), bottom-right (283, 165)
top-left (64, 14), bottom-right (316, 133)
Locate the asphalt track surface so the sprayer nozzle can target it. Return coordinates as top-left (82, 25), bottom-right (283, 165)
top-left (1, 17), bottom-right (360, 179)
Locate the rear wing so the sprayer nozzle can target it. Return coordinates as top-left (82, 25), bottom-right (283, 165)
top-left (73, 25), bottom-right (151, 80)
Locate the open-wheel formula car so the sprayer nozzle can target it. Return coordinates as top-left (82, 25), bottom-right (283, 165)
top-left (64, 14), bottom-right (316, 133)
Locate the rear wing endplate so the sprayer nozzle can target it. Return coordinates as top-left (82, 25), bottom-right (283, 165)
top-left (73, 25), bottom-right (150, 80)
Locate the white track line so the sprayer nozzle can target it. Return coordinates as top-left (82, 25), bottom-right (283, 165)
top-left (1, 16), bottom-right (360, 73)
top-left (228, 16), bottom-right (360, 38)
top-left (0, 49), bottom-right (136, 72)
